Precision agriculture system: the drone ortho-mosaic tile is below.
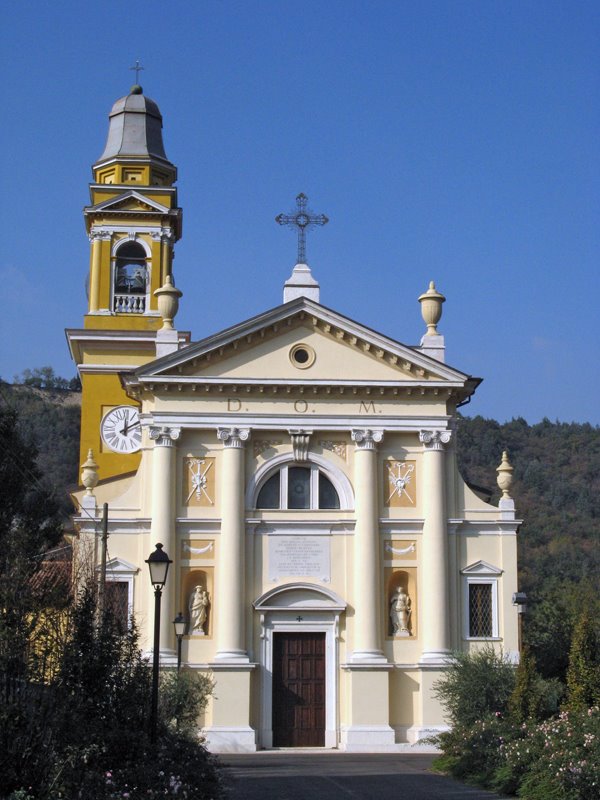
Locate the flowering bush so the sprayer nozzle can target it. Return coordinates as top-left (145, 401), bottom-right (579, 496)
top-left (434, 707), bottom-right (600, 799)
top-left (510, 706), bottom-right (600, 800)
top-left (433, 713), bottom-right (510, 786)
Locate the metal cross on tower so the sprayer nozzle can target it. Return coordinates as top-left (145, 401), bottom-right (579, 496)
top-left (130, 59), bottom-right (145, 83)
top-left (276, 193), bottom-right (328, 265)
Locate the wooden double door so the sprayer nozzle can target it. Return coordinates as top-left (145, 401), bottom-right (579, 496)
top-left (272, 632), bottom-right (325, 747)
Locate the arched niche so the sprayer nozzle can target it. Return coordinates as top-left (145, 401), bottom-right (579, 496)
top-left (385, 568), bottom-right (417, 638)
top-left (181, 567), bottom-right (213, 638)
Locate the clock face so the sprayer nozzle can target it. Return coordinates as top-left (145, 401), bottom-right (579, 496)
top-left (100, 406), bottom-right (142, 453)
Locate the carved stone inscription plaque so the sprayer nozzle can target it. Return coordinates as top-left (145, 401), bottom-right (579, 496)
top-left (269, 536), bottom-right (330, 582)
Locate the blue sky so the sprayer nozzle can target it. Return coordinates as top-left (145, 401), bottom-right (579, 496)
top-left (1, 1), bottom-right (598, 424)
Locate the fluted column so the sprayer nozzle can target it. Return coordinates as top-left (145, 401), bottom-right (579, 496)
top-left (419, 429), bottom-right (452, 664)
top-left (351, 429), bottom-right (386, 662)
top-left (149, 425), bottom-right (180, 654)
top-left (215, 427), bottom-right (250, 661)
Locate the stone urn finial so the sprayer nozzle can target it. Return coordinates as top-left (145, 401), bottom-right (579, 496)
top-left (496, 451), bottom-right (514, 498)
top-left (418, 280), bottom-right (446, 336)
top-left (81, 449), bottom-right (99, 496)
top-left (154, 275), bottom-right (183, 330)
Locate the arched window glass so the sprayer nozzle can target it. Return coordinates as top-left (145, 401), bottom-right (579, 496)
top-left (115, 242), bottom-right (147, 294)
top-left (318, 472), bottom-right (340, 509)
top-left (288, 466), bottom-right (310, 509)
top-left (256, 465), bottom-right (340, 510)
top-left (256, 472), bottom-right (280, 509)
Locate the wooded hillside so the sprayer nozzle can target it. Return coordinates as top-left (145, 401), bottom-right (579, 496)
top-left (1, 377), bottom-right (598, 679)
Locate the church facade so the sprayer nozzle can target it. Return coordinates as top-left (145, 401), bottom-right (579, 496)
top-left (68, 85), bottom-right (521, 753)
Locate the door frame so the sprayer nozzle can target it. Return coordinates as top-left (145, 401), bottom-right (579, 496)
top-left (254, 583), bottom-right (346, 749)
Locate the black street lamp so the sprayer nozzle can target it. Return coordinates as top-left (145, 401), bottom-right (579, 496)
top-left (146, 543), bottom-right (172, 744)
top-left (173, 612), bottom-right (186, 672)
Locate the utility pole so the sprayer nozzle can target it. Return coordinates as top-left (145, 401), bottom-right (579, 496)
top-left (97, 503), bottom-right (109, 620)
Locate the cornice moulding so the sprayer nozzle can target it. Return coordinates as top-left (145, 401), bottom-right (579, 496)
top-left (140, 412), bottom-right (453, 432)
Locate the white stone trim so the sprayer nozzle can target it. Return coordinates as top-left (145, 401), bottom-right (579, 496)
top-left (201, 726), bottom-right (257, 753)
top-left (247, 452), bottom-right (354, 510)
top-left (462, 570), bottom-right (500, 640)
top-left (140, 412), bottom-right (453, 433)
top-left (90, 191), bottom-right (170, 215)
top-left (129, 297), bottom-right (470, 383)
top-left (254, 583), bottom-right (346, 749)
top-left (111, 235), bottom-right (152, 258)
top-left (99, 556), bottom-right (139, 624)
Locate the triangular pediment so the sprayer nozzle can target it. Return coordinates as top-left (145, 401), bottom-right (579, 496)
top-left (98, 557), bottom-right (139, 575)
top-left (87, 190), bottom-right (169, 214)
top-left (129, 299), bottom-right (474, 392)
top-left (461, 560), bottom-right (503, 576)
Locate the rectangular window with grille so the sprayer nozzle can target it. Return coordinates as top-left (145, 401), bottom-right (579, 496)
top-left (106, 581), bottom-right (130, 631)
top-left (468, 582), bottom-right (493, 637)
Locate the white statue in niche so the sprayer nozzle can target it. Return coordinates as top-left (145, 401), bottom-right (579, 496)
top-left (390, 585), bottom-right (412, 636)
top-left (188, 585), bottom-right (210, 635)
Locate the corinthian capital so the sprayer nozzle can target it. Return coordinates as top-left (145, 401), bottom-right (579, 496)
top-left (351, 429), bottom-right (384, 451)
top-left (217, 427), bottom-right (250, 449)
top-left (419, 430), bottom-right (452, 451)
top-left (89, 228), bottom-right (111, 242)
top-left (149, 426), bottom-right (181, 447)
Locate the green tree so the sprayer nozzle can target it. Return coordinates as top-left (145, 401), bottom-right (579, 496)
top-left (508, 645), bottom-right (540, 723)
top-left (565, 604), bottom-right (600, 710)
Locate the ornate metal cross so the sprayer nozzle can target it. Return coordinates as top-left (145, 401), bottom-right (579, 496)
top-left (130, 59), bottom-right (145, 83)
top-left (276, 193), bottom-right (328, 265)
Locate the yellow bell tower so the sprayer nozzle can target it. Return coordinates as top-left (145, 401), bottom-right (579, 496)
top-left (67, 83), bottom-right (189, 480)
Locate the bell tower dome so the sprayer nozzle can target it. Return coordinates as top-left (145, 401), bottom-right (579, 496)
top-left (67, 85), bottom-right (189, 480)
top-left (83, 84), bottom-right (182, 324)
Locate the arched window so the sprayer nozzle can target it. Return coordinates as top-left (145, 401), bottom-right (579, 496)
top-left (256, 465), bottom-right (340, 510)
top-left (114, 242), bottom-right (148, 312)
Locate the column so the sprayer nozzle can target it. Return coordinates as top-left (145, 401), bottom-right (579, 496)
top-left (419, 429), bottom-right (451, 663)
top-left (342, 429), bottom-right (394, 750)
top-left (215, 427), bottom-right (250, 661)
top-left (88, 233), bottom-right (103, 312)
top-left (350, 429), bottom-right (385, 662)
top-left (161, 232), bottom-right (172, 284)
top-left (149, 425), bottom-right (180, 656)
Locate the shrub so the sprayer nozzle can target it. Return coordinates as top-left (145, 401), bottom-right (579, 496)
top-left (159, 668), bottom-right (215, 737)
top-left (433, 713), bottom-right (509, 786)
top-left (432, 647), bottom-right (516, 728)
top-left (509, 707), bottom-right (600, 800)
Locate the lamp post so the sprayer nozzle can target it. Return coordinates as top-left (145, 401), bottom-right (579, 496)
top-left (146, 543), bottom-right (172, 745)
top-left (173, 612), bottom-right (186, 672)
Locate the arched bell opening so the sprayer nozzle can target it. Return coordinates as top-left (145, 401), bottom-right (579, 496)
top-left (113, 241), bottom-right (149, 313)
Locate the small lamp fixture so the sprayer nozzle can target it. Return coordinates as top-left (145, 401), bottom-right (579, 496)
top-left (512, 591), bottom-right (528, 614)
top-left (145, 543), bottom-right (172, 589)
top-left (173, 612), bottom-right (186, 638)
top-left (173, 612), bottom-right (186, 672)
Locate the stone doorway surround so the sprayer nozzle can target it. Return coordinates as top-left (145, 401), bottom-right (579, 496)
top-left (253, 583), bottom-right (346, 749)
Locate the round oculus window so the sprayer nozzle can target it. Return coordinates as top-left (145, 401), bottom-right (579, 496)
top-left (290, 343), bottom-right (316, 369)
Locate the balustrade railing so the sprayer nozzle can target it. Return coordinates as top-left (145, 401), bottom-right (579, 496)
top-left (113, 294), bottom-right (146, 313)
